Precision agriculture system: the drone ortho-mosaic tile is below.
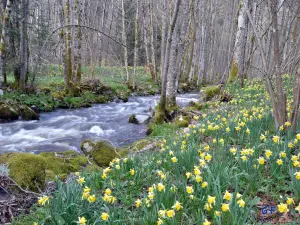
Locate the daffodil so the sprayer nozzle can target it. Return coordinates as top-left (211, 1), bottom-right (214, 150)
top-left (221, 203), bottom-right (230, 212)
top-left (257, 157), bottom-right (265, 165)
top-left (101, 212), bottom-right (109, 221)
top-left (276, 159), bottom-right (283, 165)
top-left (295, 171), bottom-right (300, 180)
top-left (277, 203), bottom-right (289, 213)
top-left (130, 168), bottom-right (135, 176)
top-left (157, 183), bottom-right (165, 192)
top-left (207, 195), bottom-right (216, 205)
top-left (77, 177), bottom-right (85, 185)
top-left (203, 219), bottom-right (211, 225)
top-left (88, 194), bottom-right (96, 203)
top-left (202, 182), bottom-right (208, 188)
top-left (166, 210), bottom-right (175, 218)
top-left (237, 199), bottom-right (245, 208)
top-left (172, 201), bottom-right (182, 211)
top-left (223, 190), bottom-right (231, 201)
top-left (186, 186), bottom-right (194, 194)
top-left (77, 217), bottom-right (87, 225)
top-left (135, 199), bottom-right (142, 208)
top-left (171, 157), bottom-right (178, 163)
top-left (286, 197), bottom-right (294, 205)
top-left (273, 136), bottom-right (280, 144)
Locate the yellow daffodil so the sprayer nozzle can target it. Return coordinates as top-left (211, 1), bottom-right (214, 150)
top-left (171, 157), bottom-right (178, 163)
top-left (157, 183), bottom-right (165, 192)
top-left (277, 159), bottom-right (283, 165)
top-left (130, 168), bottom-right (135, 176)
top-left (294, 171), bottom-right (300, 180)
top-left (166, 210), bottom-right (175, 218)
top-left (207, 195), bottom-right (216, 205)
top-left (237, 199), bottom-right (245, 208)
top-left (257, 157), bottom-right (265, 165)
top-left (77, 177), bottom-right (85, 185)
top-left (221, 203), bottom-right (230, 212)
top-left (172, 201), bottom-right (182, 211)
top-left (186, 186), bottom-right (194, 194)
top-left (101, 212), bottom-right (109, 221)
top-left (77, 217), bottom-right (87, 225)
top-left (88, 194), bottom-right (96, 203)
top-left (135, 199), bottom-right (142, 208)
top-left (277, 203), bottom-right (289, 213)
top-left (286, 197), bottom-right (294, 205)
top-left (223, 190), bottom-right (231, 201)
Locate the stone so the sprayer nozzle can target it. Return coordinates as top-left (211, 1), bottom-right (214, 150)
top-left (0, 103), bottom-right (20, 121)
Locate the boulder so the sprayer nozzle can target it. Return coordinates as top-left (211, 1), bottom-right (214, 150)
top-left (200, 85), bottom-right (222, 102)
top-left (8, 153), bottom-right (46, 191)
top-left (135, 114), bottom-right (151, 124)
top-left (19, 105), bottom-right (40, 120)
top-left (174, 115), bottom-right (190, 128)
top-left (0, 103), bottom-right (19, 121)
top-left (128, 114), bottom-right (139, 124)
top-left (80, 140), bottom-right (117, 167)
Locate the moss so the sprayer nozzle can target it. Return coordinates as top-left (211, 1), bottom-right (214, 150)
top-left (8, 153), bottom-right (46, 191)
top-left (116, 91), bottom-right (129, 102)
top-left (80, 140), bottom-right (117, 167)
top-left (45, 170), bottom-right (56, 180)
top-left (201, 85), bottom-right (222, 101)
top-left (90, 141), bottom-right (118, 167)
top-left (129, 114), bottom-right (139, 124)
top-left (0, 153), bottom-right (18, 164)
top-left (228, 62), bottom-right (238, 83)
top-left (19, 105), bottom-right (40, 120)
top-left (38, 151), bottom-right (88, 178)
top-left (174, 116), bottom-right (190, 128)
top-left (84, 164), bottom-right (100, 173)
top-left (188, 101), bottom-right (204, 110)
top-left (0, 103), bottom-right (20, 120)
top-left (43, 156), bottom-right (76, 175)
top-left (80, 140), bottom-right (95, 154)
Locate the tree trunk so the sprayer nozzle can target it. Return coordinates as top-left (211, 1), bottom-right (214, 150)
top-left (19, 0), bottom-right (29, 91)
top-left (149, 0), bottom-right (157, 81)
top-left (121, 0), bottom-right (130, 83)
top-left (142, 0), bottom-right (151, 76)
top-left (74, 0), bottom-right (82, 88)
top-left (158, 0), bottom-right (181, 122)
top-left (133, 0), bottom-right (139, 90)
top-left (229, 0), bottom-right (249, 87)
top-left (58, 0), bottom-right (67, 93)
top-left (65, 0), bottom-right (73, 95)
top-left (270, 0), bottom-right (286, 129)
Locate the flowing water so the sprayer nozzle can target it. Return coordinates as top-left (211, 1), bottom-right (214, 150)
top-left (0, 93), bottom-right (199, 154)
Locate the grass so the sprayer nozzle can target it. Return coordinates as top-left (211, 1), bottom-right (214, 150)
top-left (1, 66), bottom-right (160, 112)
top-left (10, 76), bottom-right (300, 225)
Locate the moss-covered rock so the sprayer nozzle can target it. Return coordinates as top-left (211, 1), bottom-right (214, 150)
top-left (38, 151), bottom-right (89, 177)
top-left (128, 114), bottom-right (139, 124)
top-left (174, 116), bottom-right (190, 128)
top-left (80, 140), bottom-right (118, 167)
top-left (19, 105), bottom-right (40, 120)
top-left (8, 153), bottom-right (46, 191)
top-left (0, 103), bottom-right (19, 121)
top-left (200, 85), bottom-right (222, 101)
top-left (116, 91), bottom-right (129, 102)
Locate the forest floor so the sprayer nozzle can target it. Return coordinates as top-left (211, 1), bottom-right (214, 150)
top-left (1, 66), bottom-right (163, 114)
top-left (8, 76), bottom-right (300, 225)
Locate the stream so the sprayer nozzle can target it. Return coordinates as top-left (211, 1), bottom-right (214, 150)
top-left (0, 93), bottom-right (199, 154)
